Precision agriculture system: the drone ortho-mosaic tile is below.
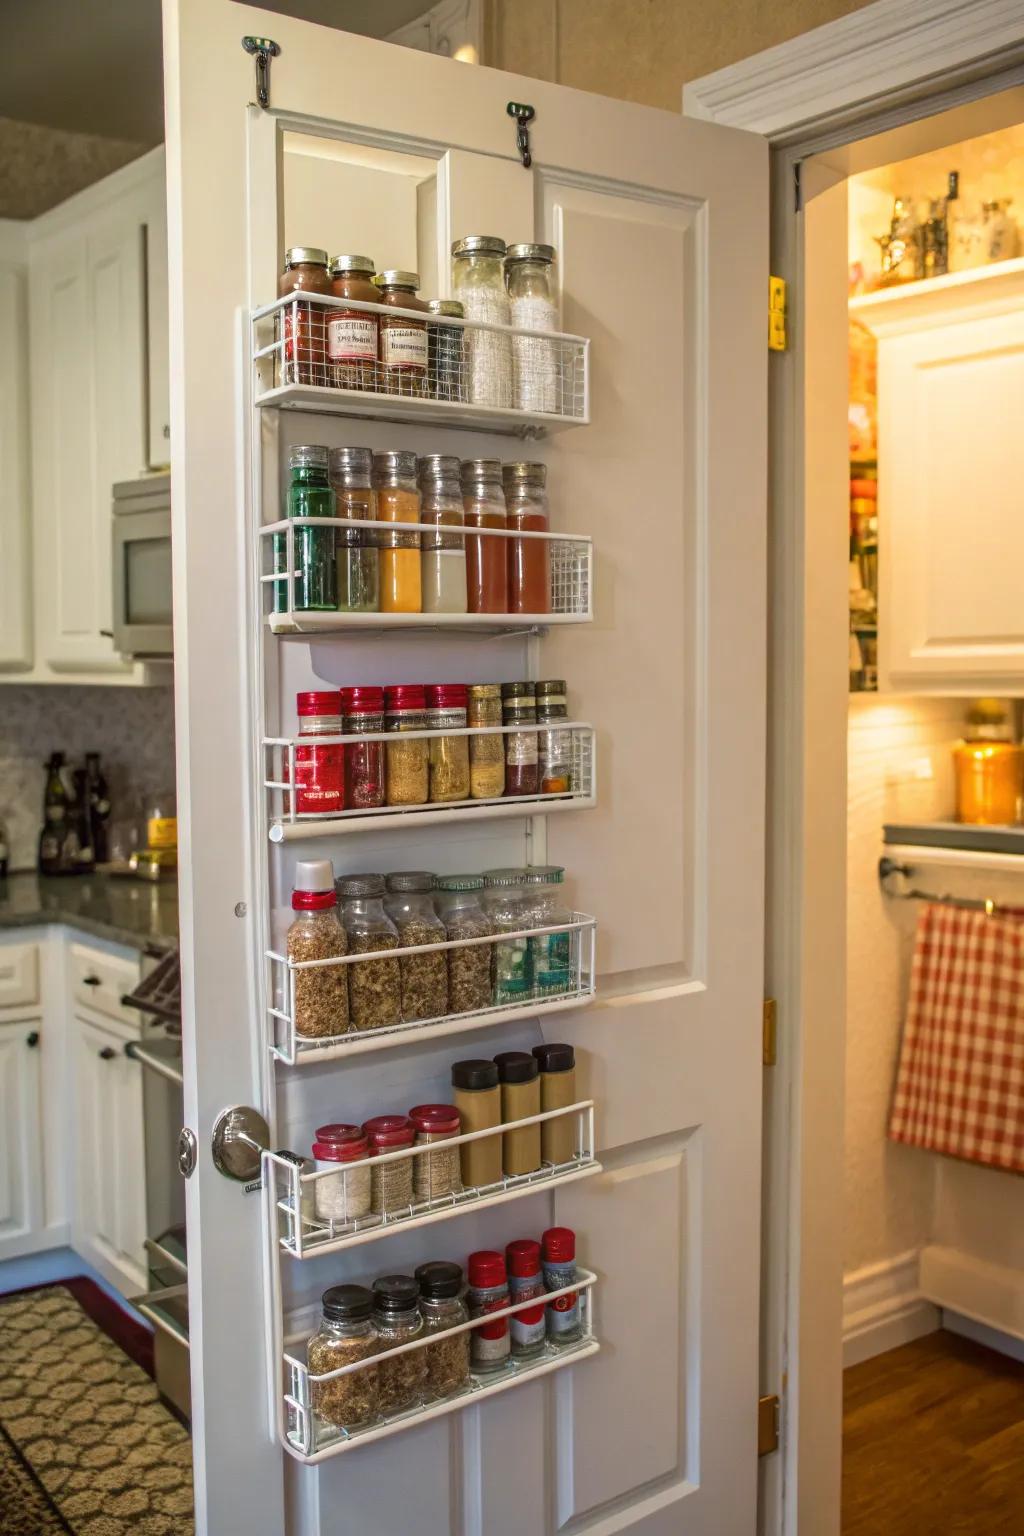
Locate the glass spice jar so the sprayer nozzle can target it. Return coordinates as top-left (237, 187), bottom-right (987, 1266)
top-left (462, 459), bottom-right (509, 614)
top-left (293, 691), bottom-right (344, 816)
top-left (408, 1103), bottom-right (463, 1203)
top-left (363, 1115), bottom-right (415, 1216)
top-left (338, 685), bottom-right (386, 810)
top-left (287, 859), bottom-right (349, 1041)
top-left (501, 682), bottom-right (539, 797)
top-left (483, 869), bottom-right (533, 1004)
top-left (327, 254), bottom-right (379, 392)
top-left (372, 1275), bottom-right (426, 1415)
top-left (503, 462), bottom-right (551, 615)
top-left (373, 270), bottom-right (429, 396)
top-left (415, 1261), bottom-right (471, 1401)
top-left (308, 1285), bottom-right (380, 1433)
top-left (279, 246), bottom-right (331, 387)
top-left (384, 870), bottom-right (448, 1022)
top-left (451, 237), bottom-right (512, 408)
top-left (374, 451), bottom-right (422, 614)
top-left (542, 1226), bottom-right (582, 1345)
top-left (384, 685), bottom-right (429, 807)
top-left (311, 1123), bottom-right (371, 1225)
top-left (521, 865), bottom-right (573, 999)
top-left (427, 298), bottom-right (465, 402)
top-left (275, 445), bottom-right (337, 615)
top-left (435, 874), bottom-right (493, 1015)
top-left (328, 447), bottom-right (378, 613)
top-left (426, 683), bottom-right (470, 804)
top-left (337, 873), bottom-right (401, 1032)
top-left (536, 680), bottom-right (571, 794)
top-left (467, 1249), bottom-right (511, 1373)
top-left (505, 242), bottom-right (559, 414)
top-left (418, 454), bottom-right (467, 615)
top-left (506, 1239), bottom-right (547, 1359)
top-left (467, 684), bottom-right (505, 799)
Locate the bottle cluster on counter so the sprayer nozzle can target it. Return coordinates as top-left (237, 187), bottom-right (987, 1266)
top-left (307, 1226), bottom-right (583, 1433)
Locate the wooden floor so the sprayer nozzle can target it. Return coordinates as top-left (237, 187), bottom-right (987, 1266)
top-left (843, 1329), bottom-right (1024, 1534)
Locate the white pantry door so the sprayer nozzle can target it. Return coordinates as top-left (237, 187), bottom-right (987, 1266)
top-left (163, 5), bottom-right (767, 1534)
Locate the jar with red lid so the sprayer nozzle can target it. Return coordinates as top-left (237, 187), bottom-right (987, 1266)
top-left (327, 255), bottom-right (379, 392)
top-left (287, 859), bottom-right (348, 1041)
top-left (467, 1250), bottom-right (511, 1373)
top-left (506, 1238), bottom-right (547, 1359)
top-left (340, 686), bottom-right (385, 810)
top-left (293, 691), bottom-right (344, 816)
top-left (542, 1226), bottom-right (582, 1344)
top-left (426, 683), bottom-right (470, 803)
top-left (363, 1114), bottom-right (415, 1215)
top-left (384, 685), bottom-right (429, 807)
top-left (408, 1103), bottom-right (462, 1203)
top-left (279, 246), bottom-right (332, 386)
top-left (311, 1123), bottom-right (371, 1224)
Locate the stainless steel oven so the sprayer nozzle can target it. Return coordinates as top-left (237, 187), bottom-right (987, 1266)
top-left (112, 474), bottom-right (173, 658)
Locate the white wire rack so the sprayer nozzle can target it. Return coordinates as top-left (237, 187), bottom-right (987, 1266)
top-left (264, 723), bottom-right (597, 840)
top-left (267, 913), bottom-right (597, 1065)
top-left (264, 1100), bottom-right (599, 1259)
top-left (260, 516), bottom-right (593, 634)
top-left (250, 294), bottom-right (590, 435)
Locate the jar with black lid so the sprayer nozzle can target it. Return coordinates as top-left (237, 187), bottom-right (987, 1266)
top-left (494, 1050), bottom-right (542, 1176)
top-left (307, 1284), bottom-right (380, 1431)
top-left (427, 299), bottom-right (465, 402)
top-left (501, 681), bottom-right (539, 797)
top-left (372, 1275), bottom-right (426, 1415)
top-left (416, 1261), bottom-right (471, 1400)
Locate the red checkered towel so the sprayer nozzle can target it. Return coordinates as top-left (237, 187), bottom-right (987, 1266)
top-left (888, 902), bottom-right (1024, 1173)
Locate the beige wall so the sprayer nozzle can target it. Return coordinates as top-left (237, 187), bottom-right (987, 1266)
top-left (486, 0), bottom-right (876, 112)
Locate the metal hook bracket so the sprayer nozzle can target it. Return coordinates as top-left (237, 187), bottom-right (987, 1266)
top-left (243, 36), bottom-right (281, 110)
top-left (507, 101), bottom-right (535, 169)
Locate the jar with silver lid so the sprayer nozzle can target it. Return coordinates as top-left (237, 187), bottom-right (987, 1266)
top-left (328, 446), bottom-right (379, 613)
top-left (374, 270), bottom-right (429, 396)
top-left (427, 298), bottom-right (464, 402)
top-left (327, 255), bottom-right (378, 392)
top-left (418, 453), bottom-right (467, 614)
top-left (505, 242), bottom-right (559, 414)
top-left (451, 236), bottom-right (512, 408)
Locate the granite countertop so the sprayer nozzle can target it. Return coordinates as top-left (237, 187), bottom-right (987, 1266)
top-left (0, 872), bottom-right (179, 954)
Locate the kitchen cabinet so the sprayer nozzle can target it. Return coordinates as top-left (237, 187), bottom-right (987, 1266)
top-left (0, 224), bottom-right (31, 671)
top-left (852, 258), bottom-right (1024, 693)
top-left (72, 1009), bottom-right (147, 1294)
top-left (0, 1020), bottom-right (45, 1252)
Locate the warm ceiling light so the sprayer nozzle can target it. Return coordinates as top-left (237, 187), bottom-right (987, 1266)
top-left (453, 43), bottom-right (478, 63)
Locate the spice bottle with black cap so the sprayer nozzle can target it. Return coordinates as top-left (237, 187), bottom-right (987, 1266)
top-left (372, 1274), bottom-right (426, 1415)
top-left (416, 1261), bottom-right (471, 1399)
top-left (494, 1050), bottom-right (541, 1175)
top-left (531, 1043), bottom-right (577, 1165)
top-left (451, 1058), bottom-right (502, 1188)
top-left (306, 1284), bottom-right (380, 1430)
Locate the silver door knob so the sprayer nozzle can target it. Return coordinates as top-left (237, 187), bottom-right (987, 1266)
top-left (211, 1105), bottom-right (270, 1182)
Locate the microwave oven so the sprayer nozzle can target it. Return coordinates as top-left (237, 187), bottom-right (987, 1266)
top-left (112, 474), bottom-right (173, 658)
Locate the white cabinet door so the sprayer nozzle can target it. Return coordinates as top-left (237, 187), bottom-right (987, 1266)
top-left (0, 225), bottom-right (32, 672)
top-left (140, 150), bottom-right (171, 468)
top-left (0, 1021), bottom-right (44, 1248)
top-left (72, 1013), bottom-right (147, 1293)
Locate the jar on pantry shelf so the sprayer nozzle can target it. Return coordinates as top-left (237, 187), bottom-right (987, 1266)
top-left (287, 859), bottom-right (349, 1040)
top-left (501, 683), bottom-right (539, 797)
top-left (415, 1262), bottom-right (471, 1400)
top-left (311, 1123), bottom-right (371, 1225)
top-left (483, 868), bottom-right (533, 1003)
top-left (426, 684), bottom-right (471, 803)
top-left (536, 680), bottom-right (572, 795)
top-left (451, 236), bottom-right (512, 408)
top-left (532, 1043), bottom-right (577, 1166)
top-left (327, 255), bottom-right (379, 392)
top-left (467, 684), bottom-right (505, 799)
top-left (372, 1275), bottom-right (426, 1415)
top-left (308, 1285), bottom-right (380, 1432)
top-left (435, 873), bottom-right (493, 1015)
top-left (339, 686), bottom-right (386, 810)
top-left (373, 451), bottom-right (421, 614)
top-left (408, 1103), bottom-right (462, 1202)
top-left (293, 691), bottom-right (344, 816)
top-left (427, 299), bottom-right (465, 402)
top-left (279, 246), bottom-right (331, 386)
top-left (363, 1114), bottom-right (415, 1216)
top-left (275, 445), bottom-right (337, 615)
top-left (542, 1226), bottom-right (582, 1345)
top-left (418, 454), bottom-right (468, 614)
top-left (336, 874), bottom-right (401, 1031)
top-left (384, 684), bottom-right (429, 806)
top-left (505, 243), bottom-right (559, 414)
top-left (521, 864), bottom-right (573, 998)
top-left (462, 459), bottom-right (509, 613)
top-left (494, 1051), bottom-right (542, 1176)
top-left (328, 447), bottom-right (378, 613)
top-left (451, 1058), bottom-right (503, 1188)
top-left (506, 1239), bottom-right (547, 1360)
top-left (954, 699), bottom-right (1023, 826)
top-left (503, 461), bottom-right (550, 615)
top-left (384, 870), bottom-right (448, 1021)
top-left (467, 1249), bottom-right (511, 1373)
top-left (373, 270), bottom-right (429, 396)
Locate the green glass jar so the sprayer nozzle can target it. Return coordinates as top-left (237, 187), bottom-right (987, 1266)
top-left (275, 444), bottom-right (338, 613)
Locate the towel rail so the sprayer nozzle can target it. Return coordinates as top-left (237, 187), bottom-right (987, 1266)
top-left (878, 856), bottom-right (1003, 915)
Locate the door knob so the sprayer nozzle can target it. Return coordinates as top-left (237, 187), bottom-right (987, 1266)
top-left (177, 1127), bottom-right (198, 1178)
top-left (26, 1031), bottom-right (39, 1048)
top-left (211, 1105), bottom-right (270, 1182)
top-left (98, 1046), bottom-right (117, 1060)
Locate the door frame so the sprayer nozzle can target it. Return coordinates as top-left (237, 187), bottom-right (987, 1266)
top-left (685, 3), bottom-right (1024, 1533)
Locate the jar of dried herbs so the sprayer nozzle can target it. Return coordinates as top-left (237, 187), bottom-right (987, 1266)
top-left (384, 685), bottom-right (429, 807)
top-left (521, 864), bottom-right (573, 998)
top-left (308, 1285), bottom-right (380, 1432)
top-left (363, 1115), bottom-right (415, 1215)
top-left (337, 874), bottom-right (401, 1031)
top-left (287, 859), bottom-right (349, 1039)
top-left (372, 1275), bottom-right (426, 1416)
top-left (483, 868), bottom-right (533, 1003)
top-left (340, 686), bottom-right (386, 810)
top-left (434, 873), bottom-right (493, 1015)
top-left (467, 684), bottom-right (505, 799)
top-left (384, 870), bottom-right (448, 1021)
top-left (409, 1103), bottom-right (462, 1203)
top-left (416, 1261), bottom-right (471, 1401)
top-left (426, 683), bottom-right (470, 803)
top-left (467, 1249), bottom-right (511, 1373)
top-left (311, 1123), bottom-right (371, 1224)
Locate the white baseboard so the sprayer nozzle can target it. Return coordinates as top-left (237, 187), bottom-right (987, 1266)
top-left (943, 1310), bottom-right (1024, 1365)
top-left (920, 1243), bottom-right (1024, 1345)
top-left (0, 1222), bottom-right (70, 1266)
top-left (843, 1249), bottom-right (940, 1367)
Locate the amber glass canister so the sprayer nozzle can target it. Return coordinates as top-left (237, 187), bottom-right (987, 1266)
top-left (374, 270), bottom-right (429, 397)
top-left (503, 461), bottom-right (551, 615)
top-left (462, 459), bottom-right (509, 613)
top-left (494, 1051), bottom-right (541, 1176)
top-left (279, 246), bottom-right (332, 386)
top-left (954, 699), bottom-right (1024, 825)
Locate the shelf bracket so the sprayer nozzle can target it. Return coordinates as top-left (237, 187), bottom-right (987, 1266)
top-left (242, 36), bottom-right (280, 109)
top-left (507, 101), bottom-right (535, 169)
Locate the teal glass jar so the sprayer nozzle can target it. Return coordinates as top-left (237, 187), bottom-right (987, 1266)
top-left (275, 444), bottom-right (338, 613)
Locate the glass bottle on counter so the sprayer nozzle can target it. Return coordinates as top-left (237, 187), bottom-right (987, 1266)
top-left (501, 682), bottom-right (539, 797)
top-left (503, 461), bottom-right (550, 615)
top-left (418, 454), bottom-right (467, 614)
top-left (85, 753), bottom-right (110, 865)
top-left (308, 1285), bottom-right (380, 1431)
top-left (340, 686), bottom-right (386, 811)
top-left (384, 685), bottom-right (429, 807)
top-left (384, 871), bottom-right (448, 1022)
top-left (483, 868), bottom-right (533, 1004)
top-left (462, 459), bottom-right (508, 614)
top-left (38, 751), bottom-right (69, 875)
top-left (373, 451), bottom-right (421, 614)
top-left (434, 874), bottom-right (494, 1016)
top-left (328, 447), bottom-right (378, 613)
top-left (425, 684), bottom-right (471, 804)
top-left (451, 237), bottom-right (512, 408)
top-left (275, 445), bottom-right (337, 614)
top-left (278, 246), bottom-right (331, 386)
top-left (372, 1275), bottom-right (426, 1416)
top-left (337, 874), bottom-right (401, 1032)
top-left (427, 299), bottom-right (465, 402)
top-left (327, 255), bottom-right (378, 391)
top-left (416, 1262), bottom-right (471, 1400)
top-left (505, 242), bottom-right (559, 414)
top-left (467, 684), bottom-right (505, 799)
top-left (373, 271), bottom-right (429, 396)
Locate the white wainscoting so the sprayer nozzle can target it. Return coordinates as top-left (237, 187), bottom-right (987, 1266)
top-left (842, 1249), bottom-right (939, 1367)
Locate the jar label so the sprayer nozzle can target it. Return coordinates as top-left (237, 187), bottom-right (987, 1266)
top-left (327, 314), bottom-right (378, 361)
top-left (506, 730), bottom-right (539, 767)
top-left (294, 744), bottom-right (345, 813)
top-left (534, 929), bottom-right (572, 992)
top-left (471, 1294), bottom-right (510, 1357)
top-left (382, 326), bottom-right (428, 368)
top-left (544, 1262), bottom-right (580, 1335)
top-left (299, 714), bottom-right (341, 736)
top-left (428, 708), bottom-right (468, 731)
top-left (509, 1278), bottom-right (547, 1349)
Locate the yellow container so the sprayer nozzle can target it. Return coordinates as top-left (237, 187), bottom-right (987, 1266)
top-left (954, 741), bottom-right (1023, 825)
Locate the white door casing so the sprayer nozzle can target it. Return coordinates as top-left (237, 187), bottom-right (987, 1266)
top-left (164, 5), bottom-right (767, 1533)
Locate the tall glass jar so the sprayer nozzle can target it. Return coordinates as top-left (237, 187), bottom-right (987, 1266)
top-left (427, 299), bottom-right (465, 402)
top-left (287, 859), bottom-right (349, 1040)
top-left (462, 459), bottom-right (508, 613)
top-left (327, 255), bottom-right (379, 391)
top-left (501, 681), bottom-right (539, 797)
top-left (328, 447), bottom-right (378, 613)
top-left (467, 684), bottom-right (505, 799)
top-left (416, 1262), bottom-right (471, 1400)
top-left (520, 864), bottom-right (573, 998)
top-left (337, 874), bottom-right (401, 1032)
top-left (452, 237), bottom-right (512, 408)
top-left (373, 271), bottom-right (429, 397)
top-left (503, 462), bottom-right (550, 615)
top-left (374, 451), bottom-right (421, 614)
top-left (384, 871), bottom-right (448, 1022)
top-left (307, 1285), bottom-right (380, 1432)
top-left (418, 454), bottom-right (467, 614)
top-left (536, 679), bottom-right (571, 794)
top-left (293, 691), bottom-right (344, 817)
top-left (384, 685), bottom-right (429, 807)
top-left (372, 1276), bottom-right (426, 1416)
top-left (483, 868), bottom-right (533, 1004)
top-left (275, 444), bottom-right (337, 614)
top-left (339, 685), bottom-right (385, 810)
top-left (425, 684), bottom-right (471, 804)
top-left (505, 242), bottom-right (559, 414)
top-left (278, 247), bottom-right (331, 386)
top-left (435, 874), bottom-right (493, 1015)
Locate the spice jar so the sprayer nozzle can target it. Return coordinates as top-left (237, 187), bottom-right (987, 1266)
top-left (372, 1275), bottom-right (426, 1415)
top-left (418, 454), bottom-right (467, 614)
top-left (462, 460), bottom-right (509, 613)
top-left (311, 1123), bottom-right (371, 1224)
top-left (467, 683), bottom-right (505, 799)
top-left (337, 874), bottom-right (401, 1031)
top-left (293, 691), bottom-right (344, 816)
top-left (384, 870), bottom-right (448, 1021)
top-left (275, 444), bottom-right (337, 615)
top-left (408, 1103), bottom-right (462, 1203)
top-left (536, 680), bottom-right (572, 795)
top-left (374, 270), bottom-right (429, 396)
top-left (363, 1115), bottom-right (415, 1216)
top-left (494, 1051), bottom-right (542, 1176)
top-left (954, 699), bottom-right (1023, 825)
top-left (339, 686), bottom-right (386, 811)
top-left (327, 255), bottom-right (379, 392)
top-left (328, 447), bottom-right (379, 613)
top-left (467, 1250), bottom-right (512, 1373)
top-left (451, 1059), bottom-right (502, 1188)
top-left (452, 237), bottom-right (512, 408)
top-left (279, 246), bottom-right (331, 387)
top-left (506, 1239), bottom-right (547, 1359)
top-left (287, 859), bottom-right (349, 1040)
top-left (505, 243), bottom-right (559, 414)
top-left (483, 868), bottom-right (533, 1003)
top-left (503, 462), bottom-right (550, 615)
top-left (307, 1284), bottom-right (380, 1431)
top-left (416, 1261), bottom-right (471, 1400)
top-left (435, 874), bottom-right (493, 1015)
top-left (384, 685), bottom-right (429, 807)
top-left (542, 1227), bottom-right (582, 1345)
top-left (521, 864), bottom-right (572, 998)
top-left (501, 683), bottom-right (539, 797)
top-left (532, 1043), bottom-right (577, 1166)
top-left (426, 683), bottom-right (471, 803)
top-left (427, 299), bottom-right (465, 402)
top-left (374, 451), bottom-right (421, 614)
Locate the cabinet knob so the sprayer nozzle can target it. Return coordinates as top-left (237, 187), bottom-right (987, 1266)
top-left (98, 1045), bottom-right (117, 1061)
top-left (26, 1031), bottom-right (39, 1049)
top-left (83, 974), bottom-right (102, 987)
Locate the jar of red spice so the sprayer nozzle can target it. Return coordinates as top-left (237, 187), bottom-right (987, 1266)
top-left (279, 247), bottom-right (331, 386)
top-left (327, 255), bottom-right (378, 392)
top-left (339, 685), bottom-right (385, 810)
top-left (293, 691), bottom-right (344, 816)
top-left (502, 462), bottom-right (550, 615)
top-left (362, 1115), bottom-right (415, 1215)
top-left (467, 1250), bottom-right (511, 1373)
top-left (461, 459), bottom-right (509, 613)
top-left (506, 1238), bottom-right (547, 1359)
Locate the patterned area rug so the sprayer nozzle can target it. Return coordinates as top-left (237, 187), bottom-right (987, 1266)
top-left (0, 1285), bottom-right (193, 1535)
